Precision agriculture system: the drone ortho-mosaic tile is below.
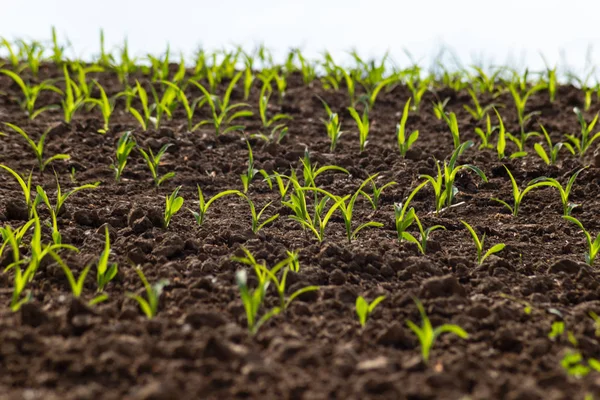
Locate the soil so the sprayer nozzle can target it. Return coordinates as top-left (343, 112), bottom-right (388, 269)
top-left (1, 64), bottom-right (600, 400)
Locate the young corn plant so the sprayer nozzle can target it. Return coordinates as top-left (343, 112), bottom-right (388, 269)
top-left (432, 98), bottom-right (450, 120)
top-left (191, 186), bottom-right (244, 225)
top-left (48, 250), bottom-right (107, 305)
top-left (235, 268), bottom-right (280, 335)
top-left (0, 165), bottom-right (34, 215)
top-left (397, 98), bottom-right (419, 157)
top-left (393, 181), bottom-right (429, 241)
top-left (97, 226), bottom-right (117, 292)
top-left (2, 123), bottom-right (70, 172)
top-left (356, 295), bottom-right (386, 327)
top-left (406, 298), bottom-right (468, 364)
top-left (271, 171), bottom-right (293, 200)
top-left (245, 196), bottom-right (279, 234)
top-left (361, 177), bottom-right (397, 210)
top-left (138, 143), bottom-right (175, 187)
top-left (126, 266), bottom-right (169, 319)
top-left (534, 125), bottom-right (575, 165)
top-left (128, 81), bottom-right (153, 131)
top-left (0, 69), bottom-right (62, 119)
top-left (420, 141), bottom-right (488, 212)
top-left (443, 112), bottom-right (461, 149)
top-left (565, 108), bottom-right (600, 158)
top-left (494, 108), bottom-right (507, 159)
top-left (240, 140), bottom-right (270, 193)
top-left (335, 176), bottom-right (384, 243)
top-left (406, 79), bottom-right (428, 111)
top-left (320, 98), bottom-right (343, 152)
top-left (258, 83), bottom-right (292, 128)
top-left (164, 186), bottom-right (184, 228)
top-left (111, 131), bottom-right (136, 182)
top-left (347, 106), bottom-right (370, 152)
top-left (563, 216), bottom-right (600, 266)
top-left (34, 186), bottom-right (62, 245)
top-left (61, 64), bottom-right (86, 123)
top-left (401, 211), bottom-right (445, 254)
top-left (463, 88), bottom-right (496, 121)
top-left (0, 220), bottom-right (34, 265)
top-left (529, 167), bottom-right (586, 216)
top-left (474, 113), bottom-right (498, 150)
top-left (85, 80), bottom-right (114, 133)
top-left (490, 165), bottom-right (549, 216)
top-left (508, 82), bottom-right (544, 135)
top-left (461, 220), bottom-right (505, 265)
top-left (189, 71), bottom-right (253, 135)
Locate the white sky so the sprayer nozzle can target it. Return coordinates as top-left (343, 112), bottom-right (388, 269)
top-left (2, 0), bottom-right (600, 74)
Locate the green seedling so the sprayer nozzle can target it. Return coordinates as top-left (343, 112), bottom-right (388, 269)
top-left (44, 172), bottom-right (99, 216)
top-left (96, 226), bottom-right (118, 292)
top-left (258, 83), bottom-right (292, 128)
top-left (240, 140), bottom-right (270, 193)
top-left (563, 216), bottom-right (600, 265)
top-left (126, 266), bottom-right (169, 319)
top-left (490, 165), bottom-right (549, 216)
top-left (347, 106), bottom-right (370, 152)
top-left (34, 186), bottom-right (62, 244)
top-left (85, 80), bottom-right (114, 133)
top-left (0, 69), bottom-right (62, 119)
top-left (463, 88), bottom-right (496, 121)
top-left (361, 177), bottom-right (397, 210)
top-left (443, 112), bottom-right (461, 149)
top-left (471, 65), bottom-right (503, 94)
top-left (61, 64), bottom-right (85, 123)
top-left (251, 124), bottom-right (289, 145)
top-left (406, 298), bottom-right (468, 363)
top-left (189, 71), bottom-right (253, 135)
top-left (164, 186), bottom-right (184, 228)
top-left (401, 211), bottom-right (445, 254)
top-left (494, 108), bottom-right (507, 159)
top-left (191, 186), bottom-right (244, 225)
top-left (461, 220), bottom-right (505, 265)
top-left (0, 220), bottom-right (34, 265)
top-left (397, 98), bottom-right (419, 157)
top-left (508, 82), bottom-right (544, 134)
top-left (534, 125), bottom-right (575, 165)
top-left (246, 197), bottom-right (279, 234)
top-left (300, 151), bottom-right (349, 188)
top-left (0, 165), bottom-right (34, 214)
top-left (2, 123), bottom-right (70, 172)
top-left (160, 80), bottom-right (199, 132)
top-left (341, 68), bottom-right (357, 107)
top-left (474, 113), bottom-right (498, 150)
top-left (406, 79), bottom-right (428, 111)
top-left (356, 295), bottom-right (386, 327)
top-left (420, 141), bottom-right (488, 212)
top-left (48, 250), bottom-right (107, 305)
top-left (565, 107), bottom-right (600, 157)
top-left (111, 131), bottom-right (136, 182)
top-left (235, 268), bottom-right (280, 335)
top-left (320, 98), bottom-right (343, 152)
top-left (138, 143), bottom-right (175, 187)
top-left (432, 98), bottom-right (450, 120)
top-left (128, 81), bottom-right (153, 131)
top-left (530, 167), bottom-right (586, 216)
top-left (271, 171), bottom-right (293, 200)
top-left (393, 180), bottom-right (429, 241)
top-left (548, 321), bottom-right (565, 340)
top-left (243, 66), bottom-right (254, 100)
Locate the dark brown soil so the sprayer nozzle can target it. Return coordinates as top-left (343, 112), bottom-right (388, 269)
top-left (1, 64), bottom-right (600, 400)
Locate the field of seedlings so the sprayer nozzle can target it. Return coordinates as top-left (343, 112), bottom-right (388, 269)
top-left (2, 31), bottom-right (600, 399)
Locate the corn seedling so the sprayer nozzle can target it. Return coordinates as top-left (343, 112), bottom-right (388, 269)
top-left (471, 65), bottom-right (503, 94)
top-left (164, 186), bottom-right (184, 228)
top-left (406, 79), bottom-right (428, 111)
top-left (191, 186), bottom-right (244, 225)
top-left (300, 151), bottom-right (349, 188)
top-left (394, 180), bottom-right (429, 241)
top-left (565, 107), bottom-right (600, 157)
top-left (85, 80), bottom-right (114, 133)
top-left (401, 211), bottom-right (445, 254)
top-left (138, 143), bottom-right (175, 187)
top-left (111, 131), bottom-right (136, 182)
top-left (128, 81), bottom-right (153, 131)
top-left (461, 220), bottom-right (505, 265)
top-left (356, 295), bottom-right (385, 327)
top-left (0, 69), bottom-right (62, 119)
top-left (61, 64), bottom-right (86, 123)
top-left (271, 171), bottom-right (293, 200)
top-left (529, 167), bottom-right (585, 216)
top-left (463, 89), bottom-right (496, 121)
top-left (397, 98), bottom-right (419, 157)
top-left (1, 38), bottom-right (19, 68)
top-left (0, 165), bottom-right (34, 215)
top-left (126, 266), bottom-right (169, 319)
top-left (48, 250), bottom-right (107, 305)
top-left (432, 98), bottom-right (450, 120)
top-left (189, 71), bottom-right (253, 135)
top-left (2, 123), bottom-right (70, 172)
top-left (406, 298), bottom-right (468, 363)
top-left (34, 186), bottom-right (62, 244)
top-left (341, 68), bottom-right (357, 107)
top-left (347, 106), bottom-right (370, 152)
top-left (334, 176), bottom-right (383, 243)
top-left (361, 177), bottom-right (397, 210)
top-left (91, 226), bottom-right (117, 293)
top-left (240, 140), bottom-right (270, 193)
top-left (320, 98), bottom-right (343, 152)
top-left (508, 82), bottom-right (544, 135)
top-left (235, 268), bottom-right (280, 335)
top-left (548, 321), bottom-right (565, 340)
top-left (245, 196), bottom-right (279, 234)
top-left (258, 83), bottom-right (292, 128)
top-left (474, 113), bottom-right (498, 150)
top-left (0, 220), bottom-right (34, 266)
top-left (533, 125), bottom-right (575, 165)
top-left (443, 112), bottom-right (461, 149)
top-left (563, 216), bottom-right (600, 265)
top-left (494, 108), bottom-right (507, 159)
top-left (490, 165), bottom-right (550, 216)
top-left (420, 141), bottom-right (488, 212)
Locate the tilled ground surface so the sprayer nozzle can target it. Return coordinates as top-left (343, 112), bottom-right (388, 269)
top-left (1, 65), bottom-right (600, 400)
